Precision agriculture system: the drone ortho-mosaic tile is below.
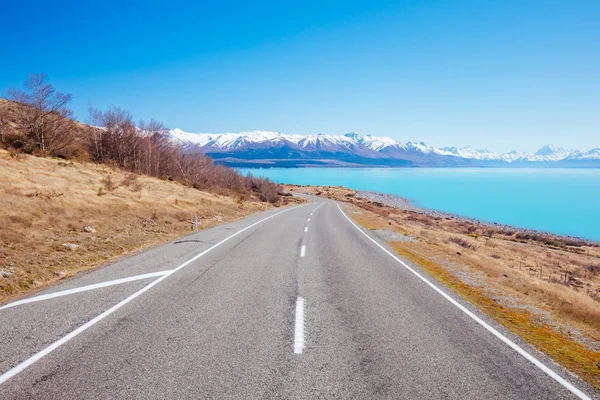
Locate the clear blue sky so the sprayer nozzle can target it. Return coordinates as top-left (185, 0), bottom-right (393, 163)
top-left (1, 0), bottom-right (598, 152)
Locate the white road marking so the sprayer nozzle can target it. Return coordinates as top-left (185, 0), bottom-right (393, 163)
top-left (336, 203), bottom-right (591, 400)
top-left (0, 271), bottom-right (172, 310)
top-left (300, 245), bottom-right (306, 257)
top-left (294, 297), bottom-right (305, 354)
top-left (307, 218), bottom-right (311, 222)
top-left (0, 205), bottom-right (303, 386)
top-left (304, 227), bottom-right (308, 233)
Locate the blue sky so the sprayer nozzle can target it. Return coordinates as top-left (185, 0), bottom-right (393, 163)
top-left (1, 0), bottom-right (598, 152)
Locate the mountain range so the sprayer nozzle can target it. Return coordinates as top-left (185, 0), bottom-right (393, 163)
top-left (168, 128), bottom-right (600, 168)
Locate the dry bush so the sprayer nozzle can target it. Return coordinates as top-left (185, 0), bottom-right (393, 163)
top-left (121, 173), bottom-right (143, 192)
top-left (6, 147), bottom-right (25, 160)
top-left (26, 189), bottom-right (63, 200)
top-left (121, 173), bottom-right (138, 187)
top-left (448, 237), bottom-right (477, 250)
top-left (405, 213), bottom-right (434, 226)
top-left (101, 175), bottom-right (117, 191)
top-left (586, 264), bottom-right (600, 277)
top-left (0, 106), bottom-right (6, 145)
top-left (235, 194), bottom-right (247, 208)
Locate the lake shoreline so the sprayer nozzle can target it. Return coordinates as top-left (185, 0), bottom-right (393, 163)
top-left (290, 184), bottom-right (598, 246)
top-left (246, 167), bottom-right (600, 243)
top-left (353, 189), bottom-right (600, 246)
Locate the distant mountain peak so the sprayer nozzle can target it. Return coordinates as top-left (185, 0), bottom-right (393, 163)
top-left (535, 144), bottom-right (567, 155)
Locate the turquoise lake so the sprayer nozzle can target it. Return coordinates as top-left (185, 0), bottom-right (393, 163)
top-left (242, 168), bottom-right (600, 242)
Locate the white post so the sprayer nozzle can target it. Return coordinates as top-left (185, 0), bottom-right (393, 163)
top-left (193, 214), bottom-right (198, 232)
top-left (388, 220), bottom-right (392, 233)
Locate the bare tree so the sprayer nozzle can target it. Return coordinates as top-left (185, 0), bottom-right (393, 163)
top-left (9, 73), bottom-right (73, 154)
top-left (139, 118), bottom-right (166, 175)
top-left (86, 105), bottom-right (282, 203)
top-left (95, 107), bottom-right (136, 167)
top-left (0, 105), bottom-right (6, 145)
top-left (85, 103), bottom-right (105, 161)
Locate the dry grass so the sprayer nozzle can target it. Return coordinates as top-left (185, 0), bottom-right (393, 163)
top-left (0, 150), bottom-right (298, 304)
top-left (289, 184), bottom-right (600, 390)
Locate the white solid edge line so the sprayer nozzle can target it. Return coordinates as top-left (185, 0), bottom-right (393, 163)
top-left (0, 205), bottom-right (302, 386)
top-left (0, 271), bottom-right (173, 310)
top-left (294, 297), bottom-right (305, 354)
top-left (336, 203), bottom-right (591, 400)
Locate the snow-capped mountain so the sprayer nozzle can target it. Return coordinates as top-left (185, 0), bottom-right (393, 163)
top-left (575, 148), bottom-right (600, 160)
top-left (526, 145), bottom-right (577, 162)
top-left (168, 128), bottom-right (599, 167)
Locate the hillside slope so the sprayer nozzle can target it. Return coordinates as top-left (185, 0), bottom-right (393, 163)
top-left (0, 150), bottom-right (297, 303)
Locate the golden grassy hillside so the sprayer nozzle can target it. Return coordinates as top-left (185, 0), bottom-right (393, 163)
top-left (0, 150), bottom-right (294, 303)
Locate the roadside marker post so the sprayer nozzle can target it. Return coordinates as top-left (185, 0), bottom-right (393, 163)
top-left (388, 220), bottom-right (392, 233)
top-left (193, 214), bottom-right (198, 232)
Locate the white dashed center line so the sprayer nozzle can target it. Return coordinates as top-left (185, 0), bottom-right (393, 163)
top-left (300, 245), bottom-right (306, 257)
top-left (294, 297), bottom-right (305, 354)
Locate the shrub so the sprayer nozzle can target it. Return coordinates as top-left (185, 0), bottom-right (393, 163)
top-left (101, 175), bottom-right (117, 191)
top-left (544, 239), bottom-right (562, 248)
top-left (121, 173), bottom-right (138, 187)
top-left (448, 236), bottom-right (476, 250)
top-left (586, 264), bottom-right (600, 277)
top-left (121, 173), bottom-right (142, 192)
top-left (235, 195), bottom-right (247, 208)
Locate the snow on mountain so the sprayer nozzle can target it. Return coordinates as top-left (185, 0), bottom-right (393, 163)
top-left (169, 128), bottom-right (216, 147)
top-left (501, 150), bottom-right (529, 162)
top-left (436, 146), bottom-right (502, 160)
top-left (575, 148), bottom-right (600, 160)
top-left (404, 141), bottom-right (436, 154)
top-left (170, 129), bottom-right (288, 149)
top-left (343, 132), bottom-right (397, 151)
top-left (168, 128), bottom-right (597, 166)
top-left (524, 145), bottom-right (577, 162)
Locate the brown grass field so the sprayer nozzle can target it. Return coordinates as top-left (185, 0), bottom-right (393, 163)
top-left (287, 184), bottom-right (600, 390)
top-left (0, 150), bottom-right (301, 304)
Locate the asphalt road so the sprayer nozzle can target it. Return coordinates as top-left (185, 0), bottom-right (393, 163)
top-left (0, 197), bottom-right (596, 399)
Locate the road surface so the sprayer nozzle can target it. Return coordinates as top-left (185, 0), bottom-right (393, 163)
top-left (0, 197), bottom-right (596, 399)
